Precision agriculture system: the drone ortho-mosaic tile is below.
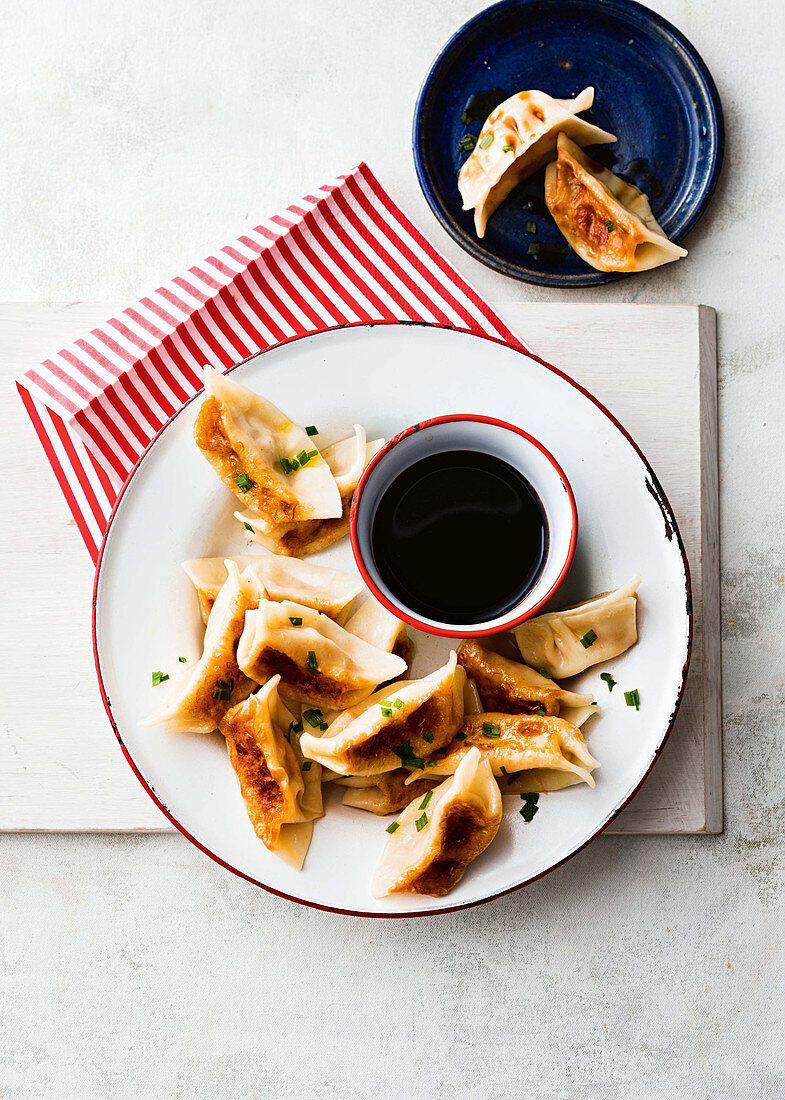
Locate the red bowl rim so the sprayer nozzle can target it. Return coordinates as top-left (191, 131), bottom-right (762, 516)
top-left (349, 413), bottom-right (578, 638)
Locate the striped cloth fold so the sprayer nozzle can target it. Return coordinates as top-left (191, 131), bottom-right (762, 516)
top-left (17, 162), bottom-right (527, 561)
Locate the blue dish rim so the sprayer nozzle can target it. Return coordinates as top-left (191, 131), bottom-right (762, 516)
top-left (412, 0), bottom-right (726, 288)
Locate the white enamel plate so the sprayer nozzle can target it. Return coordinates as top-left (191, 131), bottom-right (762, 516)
top-left (93, 323), bottom-right (691, 917)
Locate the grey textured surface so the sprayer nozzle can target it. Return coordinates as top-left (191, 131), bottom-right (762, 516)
top-left (2, 0), bottom-right (783, 1096)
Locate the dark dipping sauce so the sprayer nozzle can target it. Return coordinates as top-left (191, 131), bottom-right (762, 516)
top-left (371, 449), bottom-right (549, 626)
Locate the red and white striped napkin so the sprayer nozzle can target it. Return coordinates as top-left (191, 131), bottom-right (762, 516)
top-left (17, 163), bottom-right (527, 561)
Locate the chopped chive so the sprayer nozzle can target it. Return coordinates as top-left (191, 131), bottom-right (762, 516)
top-left (243, 521), bottom-right (255, 532)
top-left (601, 672), bottom-right (617, 692)
top-left (580, 629), bottom-right (598, 649)
top-left (319, 722), bottom-right (328, 731)
top-left (279, 457), bottom-right (300, 475)
top-left (425, 760), bottom-right (439, 768)
top-left (302, 708), bottom-right (324, 728)
top-left (519, 795), bottom-right (539, 822)
top-left (305, 425), bottom-right (319, 436)
top-left (234, 472), bottom-right (254, 492)
top-left (151, 670), bottom-right (169, 687)
top-left (521, 792), bottom-right (540, 804)
top-left (380, 707), bottom-right (394, 719)
top-left (288, 616), bottom-right (303, 626)
top-left (455, 732), bottom-right (468, 742)
top-left (394, 698), bottom-right (404, 711)
top-left (178, 656), bottom-right (187, 663)
top-left (213, 687), bottom-right (231, 701)
top-left (418, 790), bottom-right (433, 811)
top-left (386, 820), bottom-right (400, 834)
top-left (286, 719), bottom-right (304, 742)
top-left (392, 740), bottom-right (425, 770)
top-left (606, 221), bottom-right (615, 232)
top-left (527, 242), bottom-right (540, 256)
top-left (526, 220), bottom-right (538, 234)
top-left (307, 651), bottom-right (318, 675)
top-left (301, 760), bottom-right (313, 772)
top-left (461, 110), bottom-right (471, 125)
top-left (422, 731), bottom-right (434, 744)
top-left (482, 722), bottom-right (501, 739)
top-left (458, 134), bottom-right (477, 152)
top-left (500, 766), bottom-right (508, 775)
top-left (415, 812), bottom-right (429, 832)
top-left (295, 449), bottom-right (310, 467)
top-left (479, 132), bottom-right (494, 149)
top-left (624, 689), bottom-right (641, 710)
top-left (379, 700), bottom-right (393, 708)
top-left (502, 142), bottom-right (514, 153)
top-left (538, 668), bottom-right (551, 679)
top-left (535, 703), bottom-right (547, 716)
top-left (506, 770), bottom-right (521, 786)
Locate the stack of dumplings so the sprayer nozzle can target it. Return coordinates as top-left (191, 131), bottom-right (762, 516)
top-left (141, 366), bottom-right (642, 898)
top-left (458, 86), bottom-right (686, 273)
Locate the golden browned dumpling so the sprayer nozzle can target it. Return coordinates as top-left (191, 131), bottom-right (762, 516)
top-left (544, 134), bottom-right (688, 272)
top-left (458, 87), bottom-right (616, 237)
top-left (337, 769), bottom-right (441, 816)
top-left (371, 747), bottom-right (502, 898)
top-left (457, 639), bottom-right (593, 716)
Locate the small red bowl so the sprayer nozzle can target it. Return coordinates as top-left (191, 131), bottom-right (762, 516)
top-left (350, 413), bottom-right (577, 638)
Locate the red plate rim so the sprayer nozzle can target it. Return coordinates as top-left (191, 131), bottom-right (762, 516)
top-left (91, 319), bottom-right (693, 918)
top-left (348, 412), bottom-right (578, 637)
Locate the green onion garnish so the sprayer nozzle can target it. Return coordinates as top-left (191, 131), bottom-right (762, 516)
top-left (606, 221), bottom-right (615, 232)
top-left (301, 760), bottom-right (312, 771)
top-left (527, 242), bottom-right (540, 256)
top-left (422, 731), bottom-right (434, 744)
top-left (624, 689), bottom-right (641, 710)
top-left (320, 722), bottom-right (328, 731)
top-left (601, 672), bottom-right (617, 692)
top-left (502, 142), bottom-right (514, 153)
top-left (307, 651), bottom-right (318, 674)
top-left (482, 722), bottom-right (501, 738)
top-left (392, 740), bottom-right (424, 770)
top-left (526, 220), bottom-right (537, 234)
top-left (418, 790), bottom-right (433, 810)
top-left (580, 629), bottom-right (598, 649)
top-left (455, 732), bottom-right (467, 742)
top-left (461, 110), bottom-right (471, 125)
top-left (500, 766), bottom-right (508, 775)
top-left (386, 820), bottom-right (400, 834)
top-left (286, 720), bottom-right (304, 742)
top-left (295, 449), bottom-right (310, 467)
top-left (538, 668), bottom-right (551, 679)
top-left (519, 793), bottom-right (540, 822)
top-left (535, 703), bottom-right (546, 717)
top-left (289, 616), bottom-right (303, 626)
top-left (178, 656), bottom-right (187, 663)
top-left (415, 813), bottom-right (429, 832)
top-left (279, 457), bottom-right (300, 475)
top-left (506, 771), bottom-right (521, 786)
top-left (458, 134), bottom-right (477, 152)
top-left (234, 472), bottom-right (253, 492)
top-left (425, 760), bottom-right (439, 768)
top-left (151, 670), bottom-right (169, 687)
top-left (380, 707), bottom-right (393, 718)
top-left (213, 687), bottom-right (231, 701)
top-left (479, 132), bottom-right (494, 149)
top-left (305, 425), bottom-right (318, 436)
top-left (394, 698), bottom-right (404, 711)
top-left (302, 708), bottom-right (324, 728)
top-left (243, 521), bottom-right (254, 532)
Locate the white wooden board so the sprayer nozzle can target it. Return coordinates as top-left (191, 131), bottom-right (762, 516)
top-left (0, 301), bottom-right (721, 833)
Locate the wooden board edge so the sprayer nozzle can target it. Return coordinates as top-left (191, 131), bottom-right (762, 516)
top-left (698, 305), bottom-right (723, 833)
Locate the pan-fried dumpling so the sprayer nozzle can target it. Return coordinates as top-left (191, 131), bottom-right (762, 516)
top-left (194, 364), bottom-right (342, 525)
top-left (181, 554), bottom-right (361, 625)
top-left (344, 596), bottom-right (413, 665)
top-left (371, 747), bottom-right (502, 898)
top-left (457, 640), bottom-right (593, 716)
top-left (220, 676), bottom-right (322, 869)
top-left (299, 652), bottom-right (465, 775)
top-left (413, 713), bottom-right (599, 789)
top-left (513, 575), bottom-right (640, 679)
top-left (237, 599), bottom-right (407, 710)
top-left (458, 87), bottom-right (616, 237)
top-left (139, 561), bottom-right (257, 734)
top-left (236, 425), bottom-right (384, 557)
top-left (337, 769), bottom-right (440, 815)
top-left (545, 133), bottom-right (688, 272)
top-left (463, 677), bottom-right (484, 716)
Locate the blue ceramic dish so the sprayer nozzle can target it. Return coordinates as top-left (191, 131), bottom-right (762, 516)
top-left (413, 0), bottom-right (725, 287)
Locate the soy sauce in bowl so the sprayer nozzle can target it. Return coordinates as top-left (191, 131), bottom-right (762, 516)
top-left (371, 449), bottom-right (549, 626)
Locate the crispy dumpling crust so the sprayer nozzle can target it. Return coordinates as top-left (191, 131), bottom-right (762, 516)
top-left (544, 134), bottom-right (688, 272)
top-left (457, 640), bottom-right (593, 716)
top-left (371, 748), bottom-right (502, 898)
